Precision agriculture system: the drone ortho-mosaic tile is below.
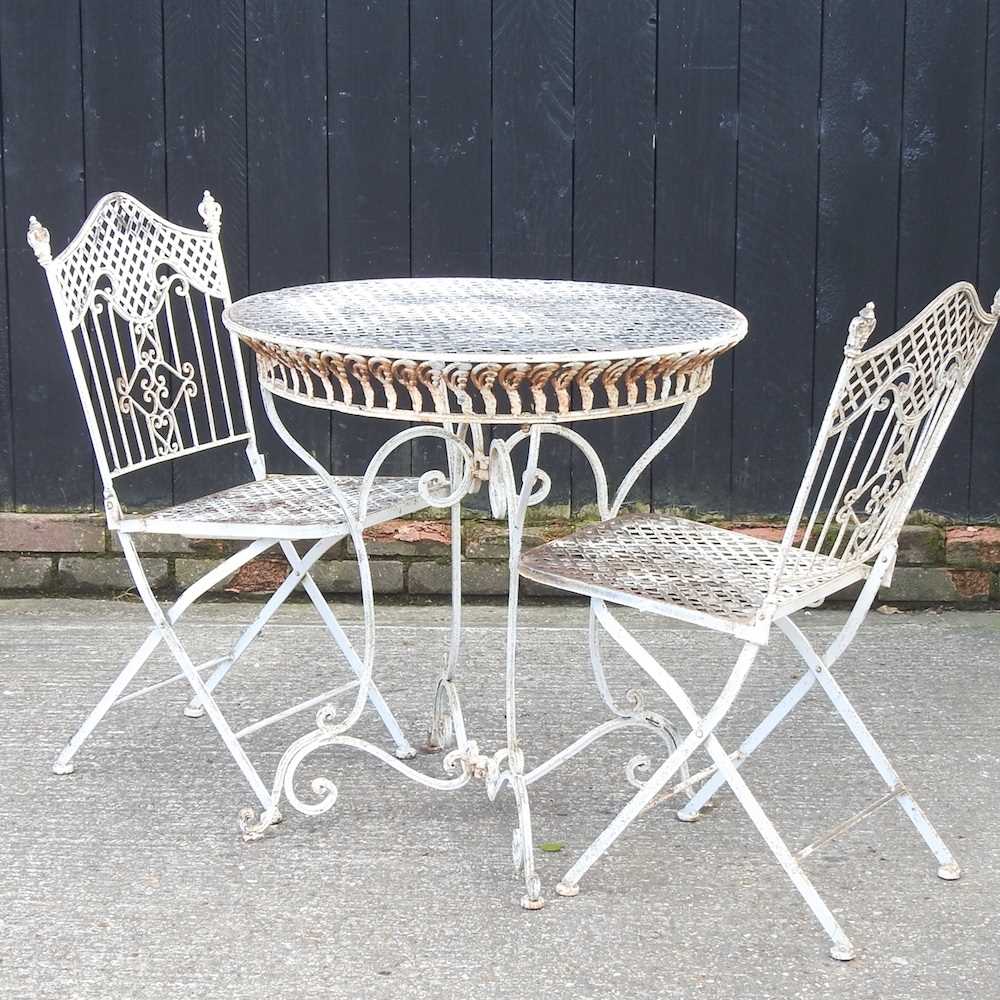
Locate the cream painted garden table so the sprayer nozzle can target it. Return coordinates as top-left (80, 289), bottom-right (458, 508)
top-left (223, 277), bottom-right (747, 907)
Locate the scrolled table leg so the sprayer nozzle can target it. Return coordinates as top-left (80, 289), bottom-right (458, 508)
top-left (486, 426), bottom-right (549, 908)
top-left (426, 423), bottom-right (470, 752)
top-left (239, 396), bottom-right (482, 837)
top-left (487, 408), bottom-right (701, 831)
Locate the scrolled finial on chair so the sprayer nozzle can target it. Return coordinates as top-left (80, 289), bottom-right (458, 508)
top-left (991, 287), bottom-right (1000, 317)
top-left (845, 301), bottom-right (877, 358)
top-left (198, 190), bottom-right (222, 235)
top-left (27, 216), bottom-right (52, 265)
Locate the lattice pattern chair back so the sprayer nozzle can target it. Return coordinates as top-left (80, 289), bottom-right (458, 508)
top-left (27, 192), bottom-right (259, 495)
top-left (773, 281), bottom-right (999, 588)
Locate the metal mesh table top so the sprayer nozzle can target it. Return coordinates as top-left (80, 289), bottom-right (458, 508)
top-left (224, 277), bottom-right (747, 362)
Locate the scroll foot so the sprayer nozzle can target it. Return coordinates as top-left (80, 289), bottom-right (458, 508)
top-left (238, 806), bottom-right (283, 842)
top-left (675, 807), bottom-right (701, 823)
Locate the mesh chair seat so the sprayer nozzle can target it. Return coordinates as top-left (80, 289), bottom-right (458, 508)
top-left (520, 514), bottom-right (867, 634)
top-left (120, 473), bottom-right (432, 539)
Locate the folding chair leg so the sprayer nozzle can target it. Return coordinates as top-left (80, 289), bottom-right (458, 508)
top-left (680, 562), bottom-right (895, 822)
top-left (676, 670), bottom-right (817, 821)
top-left (167, 629), bottom-right (275, 810)
top-left (780, 618), bottom-right (961, 880)
top-left (556, 726), bottom-right (705, 896)
top-left (182, 538), bottom-right (339, 716)
top-left (53, 539), bottom-right (274, 776)
top-left (700, 732), bottom-right (857, 960)
top-left (52, 630), bottom-right (162, 774)
top-left (293, 564), bottom-right (417, 760)
top-left (183, 538), bottom-right (417, 760)
top-left (119, 537), bottom-right (277, 812)
top-left (559, 605), bottom-right (856, 960)
top-left (588, 606), bottom-right (689, 789)
top-left (556, 622), bottom-right (760, 895)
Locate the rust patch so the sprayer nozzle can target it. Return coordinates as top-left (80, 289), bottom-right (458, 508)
top-left (363, 519), bottom-right (452, 545)
top-left (731, 524), bottom-right (806, 545)
top-left (946, 568), bottom-right (992, 600)
top-left (224, 557), bottom-right (289, 594)
top-left (946, 526), bottom-right (1000, 568)
top-left (946, 526), bottom-right (1000, 543)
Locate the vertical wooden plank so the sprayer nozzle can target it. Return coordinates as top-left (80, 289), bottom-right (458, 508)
top-left (329, 1), bottom-right (410, 282)
top-left (653, 0), bottom-right (739, 515)
top-left (492, 0), bottom-right (573, 279)
top-left (971, 0), bottom-right (1000, 520)
top-left (1, 2), bottom-right (91, 510)
top-left (328, 0), bottom-right (411, 477)
top-left (492, 0), bottom-right (574, 506)
top-left (731, 1), bottom-right (822, 516)
top-left (246, 0), bottom-right (330, 474)
top-left (164, 0), bottom-right (251, 502)
top-left (410, 0), bottom-right (491, 479)
top-left (164, 1), bottom-right (248, 294)
top-left (572, 0), bottom-right (657, 515)
top-left (80, 0), bottom-right (171, 510)
top-left (410, 0), bottom-right (491, 278)
top-left (897, 1), bottom-right (987, 518)
top-left (82, 0), bottom-right (165, 211)
top-left (815, 1), bottom-right (904, 425)
top-left (0, 29), bottom-right (12, 510)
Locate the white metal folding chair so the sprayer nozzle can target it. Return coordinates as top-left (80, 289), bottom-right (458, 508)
top-left (27, 191), bottom-right (431, 818)
top-left (520, 282), bottom-right (1000, 959)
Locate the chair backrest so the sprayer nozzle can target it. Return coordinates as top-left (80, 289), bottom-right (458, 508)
top-left (774, 281), bottom-right (999, 586)
top-left (27, 192), bottom-right (261, 513)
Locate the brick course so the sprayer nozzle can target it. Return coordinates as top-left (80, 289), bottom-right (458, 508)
top-left (0, 513), bottom-right (105, 553)
top-left (409, 560), bottom-right (507, 596)
top-left (0, 511), bottom-right (997, 605)
top-left (0, 555), bottom-right (54, 590)
top-left (945, 526), bottom-right (1000, 568)
top-left (59, 556), bottom-right (169, 591)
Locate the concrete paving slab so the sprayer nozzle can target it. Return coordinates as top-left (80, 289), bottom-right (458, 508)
top-left (1, 598), bottom-right (998, 999)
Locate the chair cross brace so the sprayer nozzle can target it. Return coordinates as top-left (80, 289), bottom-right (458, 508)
top-left (555, 598), bottom-right (858, 960)
top-left (551, 545), bottom-right (959, 960)
top-left (794, 784), bottom-right (905, 862)
top-left (111, 655), bottom-right (228, 708)
top-left (52, 530), bottom-right (417, 812)
top-left (641, 750), bottom-right (747, 815)
top-left (676, 548), bottom-right (959, 885)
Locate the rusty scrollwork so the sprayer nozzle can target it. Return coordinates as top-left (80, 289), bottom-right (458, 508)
top-left (244, 340), bottom-right (730, 423)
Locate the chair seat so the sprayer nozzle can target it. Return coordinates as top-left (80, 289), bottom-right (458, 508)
top-left (117, 474), bottom-right (432, 540)
top-left (519, 514), bottom-right (868, 638)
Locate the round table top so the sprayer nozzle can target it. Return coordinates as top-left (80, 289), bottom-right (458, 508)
top-left (226, 277), bottom-right (746, 423)
top-left (225, 278), bottom-right (746, 362)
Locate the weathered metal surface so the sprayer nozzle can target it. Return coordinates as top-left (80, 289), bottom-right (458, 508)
top-left (225, 278), bottom-right (746, 423)
top-left (520, 514), bottom-right (867, 639)
top-left (28, 193), bottom-right (435, 821)
top-left (125, 474), bottom-right (433, 540)
top-left (520, 284), bottom-right (1000, 960)
top-left (224, 274), bottom-right (737, 912)
top-left (226, 278), bottom-right (746, 357)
